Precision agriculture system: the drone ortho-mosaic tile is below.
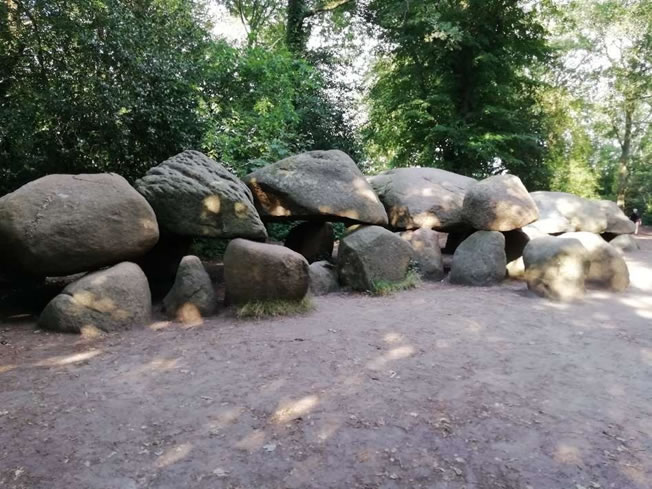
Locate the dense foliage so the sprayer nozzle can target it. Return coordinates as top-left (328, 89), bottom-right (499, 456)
top-left (364, 0), bottom-right (552, 188)
top-left (1, 0), bottom-right (650, 215)
top-left (0, 0), bottom-right (356, 194)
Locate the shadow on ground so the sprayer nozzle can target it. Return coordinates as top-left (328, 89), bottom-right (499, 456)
top-left (1, 230), bottom-right (651, 489)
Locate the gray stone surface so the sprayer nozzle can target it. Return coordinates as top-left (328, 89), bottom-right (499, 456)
top-left (0, 173), bottom-right (159, 277)
top-left (560, 232), bottom-right (629, 291)
top-left (449, 231), bottom-right (506, 286)
top-left (38, 262), bottom-right (152, 333)
top-left (368, 167), bottom-right (475, 231)
top-left (609, 234), bottom-right (640, 253)
top-left (529, 191), bottom-right (607, 234)
top-left (224, 239), bottom-right (309, 305)
top-left (523, 237), bottom-right (589, 301)
top-left (598, 200), bottom-right (636, 234)
top-left (163, 256), bottom-right (217, 321)
top-left (337, 226), bottom-right (414, 291)
top-left (399, 229), bottom-right (444, 281)
top-left (309, 261), bottom-right (340, 296)
top-left (246, 150), bottom-right (388, 225)
top-left (462, 175), bottom-right (539, 231)
top-left (136, 150), bottom-right (266, 239)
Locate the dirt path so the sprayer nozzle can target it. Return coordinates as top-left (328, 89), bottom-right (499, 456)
top-left (1, 231), bottom-right (651, 489)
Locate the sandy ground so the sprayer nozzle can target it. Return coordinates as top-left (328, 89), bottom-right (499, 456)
top-left (1, 231), bottom-right (651, 489)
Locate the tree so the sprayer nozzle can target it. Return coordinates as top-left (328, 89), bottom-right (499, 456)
top-left (0, 0), bottom-right (212, 194)
top-left (548, 0), bottom-right (652, 207)
top-left (217, 0), bottom-right (356, 53)
top-left (215, 0), bottom-right (362, 161)
top-left (363, 0), bottom-right (551, 187)
top-left (221, 0), bottom-right (284, 46)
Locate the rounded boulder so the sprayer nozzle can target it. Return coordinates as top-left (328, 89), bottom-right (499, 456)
top-left (462, 175), bottom-right (539, 231)
top-left (399, 229), bottom-right (444, 281)
top-left (163, 256), bottom-right (217, 322)
top-left (337, 226), bottom-right (414, 291)
top-left (368, 167), bottom-right (476, 231)
top-left (523, 236), bottom-right (590, 301)
top-left (309, 261), bottom-right (340, 296)
top-left (560, 232), bottom-right (629, 291)
top-left (224, 239), bottom-right (309, 305)
top-left (449, 231), bottom-right (506, 286)
top-left (38, 262), bottom-right (152, 334)
top-left (136, 151), bottom-right (267, 240)
top-left (0, 174), bottom-right (159, 277)
top-left (246, 150), bottom-right (388, 225)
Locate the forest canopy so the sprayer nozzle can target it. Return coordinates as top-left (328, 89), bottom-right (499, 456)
top-left (1, 0), bottom-right (650, 216)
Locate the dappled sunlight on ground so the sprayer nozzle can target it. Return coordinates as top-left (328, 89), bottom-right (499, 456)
top-left (272, 395), bottom-right (319, 424)
top-left (1, 231), bottom-right (651, 488)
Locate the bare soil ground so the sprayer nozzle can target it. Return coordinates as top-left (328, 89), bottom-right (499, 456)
top-left (1, 230), bottom-right (651, 489)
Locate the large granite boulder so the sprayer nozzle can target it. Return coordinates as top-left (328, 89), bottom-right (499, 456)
top-left (309, 261), bottom-right (339, 296)
top-left (38, 262), bottom-right (151, 333)
top-left (0, 174), bottom-right (159, 277)
top-left (523, 237), bottom-right (589, 301)
top-left (598, 200), bottom-right (636, 234)
top-left (163, 256), bottom-right (217, 322)
top-left (560, 232), bottom-right (629, 291)
top-left (284, 222), bottom-right (334, 264)
top-left (399, 229), bottom-right (445, 281)
top-left (462, 175), bottom-right (539, 231)
top-left (136, 150), bottom-right (266, 239)
top-left (224, 239), bottom-right (309, 305)
top-left (245, 150), bottom-right (388, 225)
top-left (449, 231), bottom-right (506, 286)
top-left (609, 234), bottom-right (640, 253)
top-left (337, 226), bottom-right (414, 291)
top-left (368, 167), bottom-right (476, 231)
top-left (529, 191), bottom-right (607, 234)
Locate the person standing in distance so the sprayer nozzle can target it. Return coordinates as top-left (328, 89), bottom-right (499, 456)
top-left (630, 208), bottom-right (642, 235)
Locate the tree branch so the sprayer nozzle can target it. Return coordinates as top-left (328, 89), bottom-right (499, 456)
top-left (304, 0), bottom-right (354, 19)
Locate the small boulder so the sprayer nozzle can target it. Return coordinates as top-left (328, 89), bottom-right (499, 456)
top-left (462, 175), bottom-right (539, 231)
top-left (163, 256), bottom-right (217, 322)
top-left (309, 261), bottom-right (339, 296)
top-left (285, 222), bottom-right (335, 264)
top-left (598, 200), bottom-right (636, 234)
top-left (224, 239), bottom-right (309, 305)
top-left (136, 150), bottom-right (267, 239)
top-left (523, 237), bottom-right (590, 301)
top-left (0, 174), bottom-right (159, 277)
top-left (399, 229), bottom-right (444, 281)
top-left (560, 232), bottom-right (629, 291)
top-left (450, 231), bottom-right (506, 286)
top-left (337, 226), bottom-right (414, 291)
top-left (529, 191), bottom-right (607, 234)
top-left (609, 234), bottom-right (640, 253)
top-left (38, 262), bottom-right (151, 333)
top-left (245, 150), bottom-right (388, 225)
top-left (368, 167), bottom-right (476, 231)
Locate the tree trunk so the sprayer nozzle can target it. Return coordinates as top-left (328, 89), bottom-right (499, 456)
top-left (616, 105), bottom-right (633, 209)
top-left (286, 0), bottom-right (307, 53)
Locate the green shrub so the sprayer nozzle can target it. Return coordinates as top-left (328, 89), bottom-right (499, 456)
top-left (190, 238), bottom-right (230, 261)
top-left (236, 297), bottom-right (314, 319)
top-left (369, 269), bottom-right (422, 296)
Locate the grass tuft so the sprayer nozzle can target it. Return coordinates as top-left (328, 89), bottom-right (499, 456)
top-left (236, 297), bottom-right (314, 319)
top-left (370, 270), bottom-right (422, 296)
